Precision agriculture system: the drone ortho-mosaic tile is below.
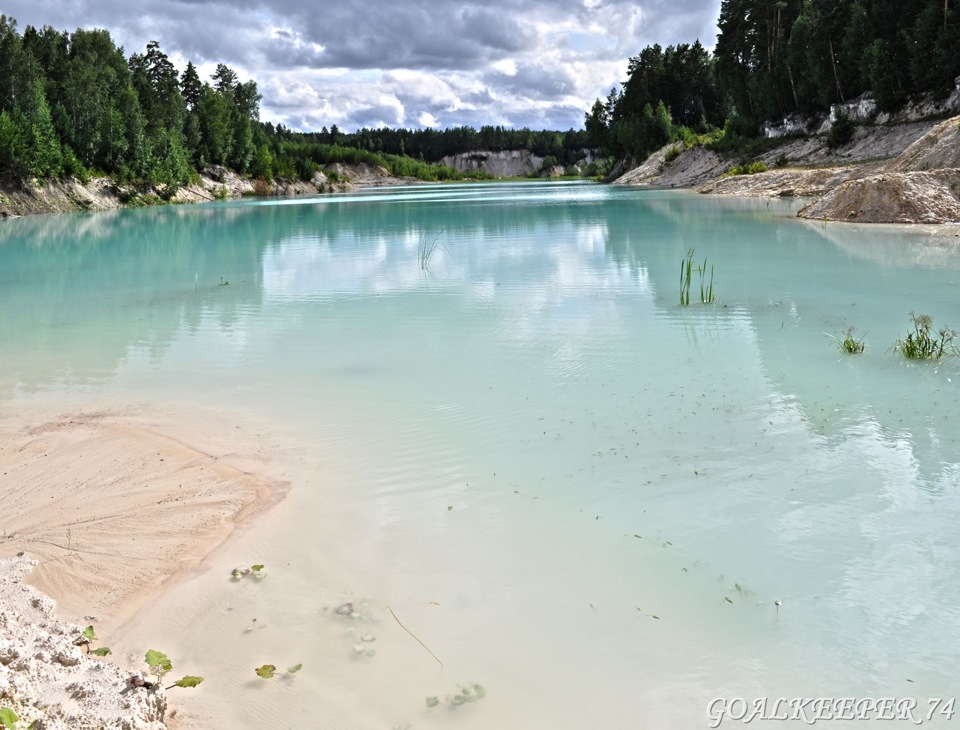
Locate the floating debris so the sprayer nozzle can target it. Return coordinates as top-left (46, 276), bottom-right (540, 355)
top-left (334, 602), bottom-right (354, 616)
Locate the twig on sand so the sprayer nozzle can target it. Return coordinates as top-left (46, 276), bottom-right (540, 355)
top-left (387, 606), bottom-right (443, 670)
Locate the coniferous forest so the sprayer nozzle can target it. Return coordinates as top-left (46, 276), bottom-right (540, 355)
top-left (586, 0), bottom-right (960, 162)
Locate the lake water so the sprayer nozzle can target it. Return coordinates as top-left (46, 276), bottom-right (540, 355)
top-left (2, 181), bottom-right (960, 729)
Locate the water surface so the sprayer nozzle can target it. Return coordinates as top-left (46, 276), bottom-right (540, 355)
top-left (2, 182), bottom-right (960, 728)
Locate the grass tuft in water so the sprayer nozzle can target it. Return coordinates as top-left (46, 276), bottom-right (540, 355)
top-left (680, 249), bottom-right (693, 306)
top-left (680, 248), bottom-right (715, 306)
top-left (895, 312), bottom-right (957, 360)
top-left (836, 327), bottom-right (865, 354)
top-left (418, 229), bottom-right (447, 271)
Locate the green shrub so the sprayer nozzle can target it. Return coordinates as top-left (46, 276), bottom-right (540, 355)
top-left (663, 145), bottom-right (681, 163)
top-left (723, 160), bottom-right (768, 177)
top-left (828, 111), bottom-right (855, 148)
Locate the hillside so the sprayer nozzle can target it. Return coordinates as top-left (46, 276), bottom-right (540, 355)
top-left (612, 111), bottom-right (960, 224)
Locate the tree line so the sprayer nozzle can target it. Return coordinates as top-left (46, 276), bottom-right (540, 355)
top-left (277, 125), bottom-right (592, 166)
top-left (0, 14), bottom-right (594, 189)
top-left (0, 16), bottom-right (262, 189)
top-left (587, 0), bottom-right (960, 161)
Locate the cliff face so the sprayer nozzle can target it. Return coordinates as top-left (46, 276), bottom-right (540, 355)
top-left (611, 143), bottom-right (726, 188)
top-left (441, 149), bottom-right (544, 177)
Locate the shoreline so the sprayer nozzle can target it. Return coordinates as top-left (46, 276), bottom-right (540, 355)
top-left (0, 402), bottom-right (297, 728)
top-left (0, 162), bottom-right (425, 220)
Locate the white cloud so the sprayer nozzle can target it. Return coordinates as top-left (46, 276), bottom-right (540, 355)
top-left (1, 0), bottom-right (722, 131)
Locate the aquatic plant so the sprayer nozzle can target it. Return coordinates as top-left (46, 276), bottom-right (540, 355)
top-left (255, 664), bottom-right (277, 678)
top-left (680, 249), bottom-right (715, 306)
top-left (426, 684), bottom-right (486, 709)
top-left (895, 313), bottom-right (957, 360)
top-left (230, 564), bottom-right (265, 580)
top-left (680, 249), bottom-right (694, 306)
top-left (255, 663), bottom-right (302, 678)
top-left (831, 327), bottom-right (865, 354)
top-left (700, 259), bottom-right (715, 304)
top-left (417, 229), bottom-right (447, 271)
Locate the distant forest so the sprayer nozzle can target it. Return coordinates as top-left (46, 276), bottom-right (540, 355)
top-left (0, 15), bottom-right (590, 189)
top-left (587, 0), bottom-right (960, 162)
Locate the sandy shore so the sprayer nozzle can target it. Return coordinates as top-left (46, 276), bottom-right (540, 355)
top-left (0, 405), bottom-right (292, 727)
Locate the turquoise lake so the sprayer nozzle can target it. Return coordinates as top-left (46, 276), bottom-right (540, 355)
top-left (2, 181), bottom-right (960, 728)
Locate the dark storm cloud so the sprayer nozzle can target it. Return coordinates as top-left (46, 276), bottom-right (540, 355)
top-left (1, 0), bottom-right (722, 131)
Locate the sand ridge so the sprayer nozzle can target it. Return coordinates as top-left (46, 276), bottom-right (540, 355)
top-left (0, 407), bottom-right (290, 632)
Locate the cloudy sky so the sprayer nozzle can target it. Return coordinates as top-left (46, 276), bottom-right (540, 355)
top-left (4, 0), bottom-right (722, 132)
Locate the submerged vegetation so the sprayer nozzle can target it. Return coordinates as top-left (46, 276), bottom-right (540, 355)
top-left (895, 313), bottom-right (957, 360)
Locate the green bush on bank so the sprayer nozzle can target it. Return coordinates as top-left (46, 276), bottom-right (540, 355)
top-left (722, 160), bottom-right (769, 177)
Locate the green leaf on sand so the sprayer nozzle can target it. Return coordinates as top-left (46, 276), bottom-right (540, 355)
top-left (0, 707), bottom-right (18, 730)
top-left (173, 676), bottom-right (205, 688)
top-left (82, 626), bottom-right (96, 641)
top-left (255, 664), bottom-right (277, 678)
top-left (287, 664), bottom-right (302, 674)
top-left (251, 564), bottom-right (265, 572)
top-left (90, 647), bottom-right (112, 656)
top-left (145, 650), bottom-right (172, 673)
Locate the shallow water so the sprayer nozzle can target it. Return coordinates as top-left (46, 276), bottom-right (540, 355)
top-left (2, 182), bottom-right (960, 728)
